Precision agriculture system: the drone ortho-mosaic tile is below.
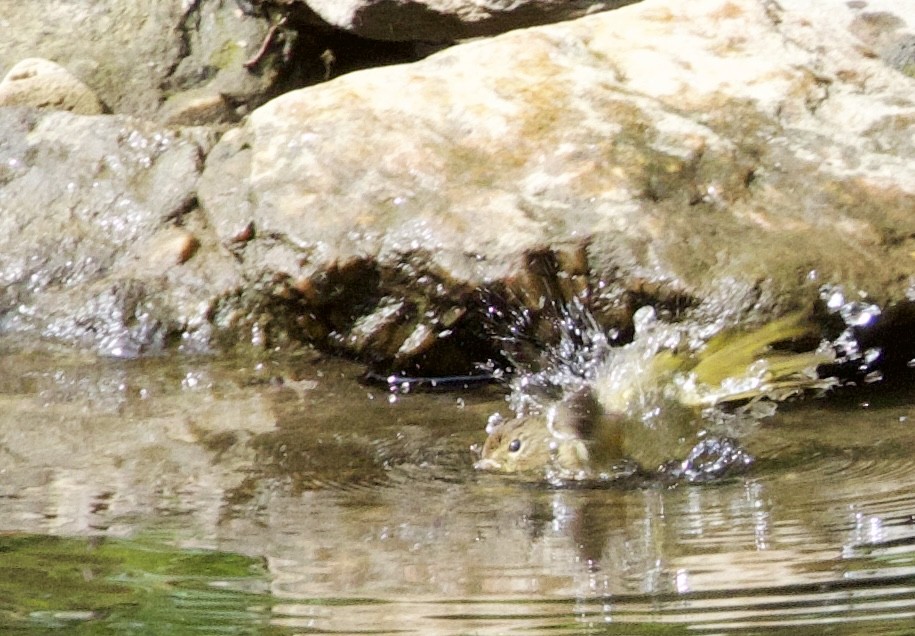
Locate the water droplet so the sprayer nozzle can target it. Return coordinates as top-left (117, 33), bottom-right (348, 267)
top-left (825, 289), bottom-right (845, 310)
top-left (840, 301), bottom-right (880, 327)
top-left (485, 412), bottom-right (504, 433)
top-left (633, 306), bottom-right (657, 333)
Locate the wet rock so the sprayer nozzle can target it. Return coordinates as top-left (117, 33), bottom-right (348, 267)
top-left (0, 58), bottom-right (105, 115)
top-left (0, 0), bottom-right (285, 121)
top-left (199, 0), bottom-right (915, 369)
top-left (293, 0), bottom-right (637, 41)
top-left (0, 108), bottom-right (240, 355)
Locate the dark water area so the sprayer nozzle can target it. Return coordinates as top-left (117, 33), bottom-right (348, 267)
top-left (1, 340), bottom-right (915, 634)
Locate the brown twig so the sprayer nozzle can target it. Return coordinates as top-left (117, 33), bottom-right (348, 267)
top-left (243, 16), bottom-right (288, 70)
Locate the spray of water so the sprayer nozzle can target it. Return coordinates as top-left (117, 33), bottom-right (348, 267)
top-left (478, 290), bottom-right (843, 481)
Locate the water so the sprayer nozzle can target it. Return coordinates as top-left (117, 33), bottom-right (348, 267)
top-left (0, 339), bottom-right (914, 634)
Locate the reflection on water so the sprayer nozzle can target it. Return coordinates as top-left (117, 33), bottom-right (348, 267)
top-left (0, 533), bottom-right (275, 634)
top-left (0, 340), bottom-right (914, 634)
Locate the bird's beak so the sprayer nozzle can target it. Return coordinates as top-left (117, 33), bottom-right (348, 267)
top-left (474, 457), bottom-right (501, 471)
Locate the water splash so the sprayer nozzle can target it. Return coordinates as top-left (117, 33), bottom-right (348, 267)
top-left (486, 295), bottom-right (628, 416)
top-left (820, 284), bottom-right (882, 375)
top-left (659, 436), bottom-right (755, 483)
top-left (495, 299), bottom-right (831, 422)
top-left (480, 295), bottom-right (837, 481)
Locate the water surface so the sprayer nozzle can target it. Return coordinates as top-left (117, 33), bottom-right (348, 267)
top-left (1, 340), bottom-right (914, 634)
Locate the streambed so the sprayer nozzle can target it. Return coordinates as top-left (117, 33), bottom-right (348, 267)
top-left (0, 339), bottom-right (914, 634)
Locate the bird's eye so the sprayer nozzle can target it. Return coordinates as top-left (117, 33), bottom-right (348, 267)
top-left (508, 439), bottom-right (522, 453)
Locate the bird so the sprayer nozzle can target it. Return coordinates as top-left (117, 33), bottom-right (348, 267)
top-left (475, 308), bottom-right (836, 480)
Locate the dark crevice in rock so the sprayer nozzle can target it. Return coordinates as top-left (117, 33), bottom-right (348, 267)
top-left (204, 244), bottom-right (708, 378)
top-left (163, 195), bottom-right (199, 225)
top-left (240, 1), bottom-right (451, 92)
top-left (830, 299), bottom-right (915, 381)
top-left (283, 23), bottom-right (446, 86)
top-left (160, 1), bottom-right (207, 96)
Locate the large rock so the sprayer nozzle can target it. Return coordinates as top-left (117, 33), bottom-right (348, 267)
top-left (198, 0), bottom-right (915, 369)
top-left (295, 0), bottom-right (636, 41)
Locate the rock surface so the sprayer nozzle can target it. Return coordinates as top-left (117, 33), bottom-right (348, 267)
top-left (198, 0), bottom-right (915, 367)
top-left (0, 108), bottom-right (237, 356)
top-left (0, 0), bottom-right (283, 121)
top-left (0, 58), bottom-right (105, 114)
top-left (1, 0), bottom-right (914, 370)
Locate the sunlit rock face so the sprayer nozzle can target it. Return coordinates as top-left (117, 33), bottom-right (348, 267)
top-left (199, 0), bottom-right (915, 366)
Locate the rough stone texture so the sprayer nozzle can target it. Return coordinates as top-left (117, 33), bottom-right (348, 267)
top-left (196, 0), bottom-right (915, 368)
top-left (0, 58), bottom-right (105, 115)
top-left (0, 0), bottom-right (280, 121)
top-left (849, 9), bottom-right (915, 76)
top-left (0, 108), bottom-right (239, 356)
top-left (294, 0), bottom-right (638, 41)
top-left (1, 0), bottom-right (914, 369)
